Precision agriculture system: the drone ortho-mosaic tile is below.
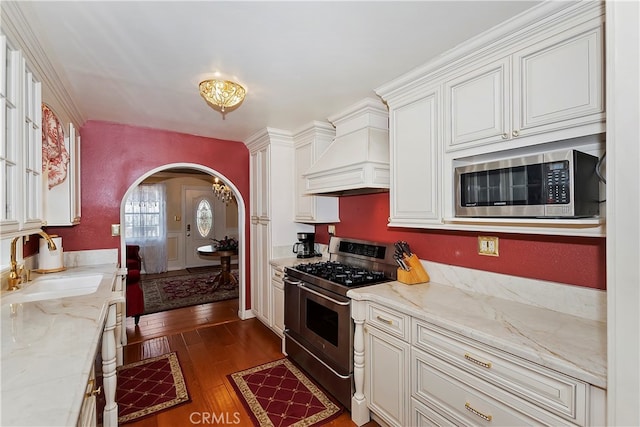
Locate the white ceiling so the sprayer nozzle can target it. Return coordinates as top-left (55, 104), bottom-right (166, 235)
top-left (23, 1), bottom-right (540, 143)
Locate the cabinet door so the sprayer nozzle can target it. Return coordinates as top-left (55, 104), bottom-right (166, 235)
top-left (249, 151), bottom-right (259, 219)
top-left (1, 46), bottom-right (44, 235)
top-left (44, 123), bottom-right (81, 226)
top-left (249, 147), bottom-right (270, 220)
top-left (22, 65), bottom-right (43, 231)
top-left (0, 36), bottom-right (21, 233)
top-left (365, 325), bottom-right (410, 427)
top-left (77, 368), bottom-right (97, 427)
top-left (513, 18), bottom-right (604, 138)
top-left (294, 134), bottom-right (339, 223)
top-left (258, 147), bottom-right (270, 219)
top-left (294, 142), bottom-right (315, 221)
top-left (389, 89), bottom-right (441, 226)
top-left (251, 222), bottom-right (270, 325)
top-left (444, 57), bottom-right (510, 151)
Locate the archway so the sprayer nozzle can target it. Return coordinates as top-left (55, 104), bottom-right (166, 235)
top-left (119, 162), bottom-right (249, 320)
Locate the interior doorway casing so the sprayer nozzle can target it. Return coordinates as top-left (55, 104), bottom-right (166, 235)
top-left (120, 162), bottom-right (252, 320)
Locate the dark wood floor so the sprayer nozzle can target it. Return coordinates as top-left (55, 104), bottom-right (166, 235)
top-left (124, 299), bottom-right (376, 426)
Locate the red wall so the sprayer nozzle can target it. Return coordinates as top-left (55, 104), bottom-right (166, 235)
top-left (315, 193), bottom-right (606, 290)
top-left (44, 120), bottom-right (252, 306)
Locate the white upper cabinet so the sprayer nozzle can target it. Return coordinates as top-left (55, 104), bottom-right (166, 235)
top-left (388, 86), bottom-right (441, 227)
top-left (0, 34), bottom-right (44, 236)
top-left (2, 6), bottom-right (84, 236)
top-left (43, 121), bottom-right (82, 226)
top-left (292, 121), bottom-right (339, 223)
top-left (249, 146), bottom-right (270, 221)
top-left (444, 57), bottom-right (511, 150)
top-left (513, 19), bottom-right (604, 139)
top-left (445, 13), bottom-right (604, 153)
top-left (377, 1), bottom-right (605, 236)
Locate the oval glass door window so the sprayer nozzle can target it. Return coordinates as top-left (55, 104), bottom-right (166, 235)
top-left (196, 199), bottom-right (213, 238)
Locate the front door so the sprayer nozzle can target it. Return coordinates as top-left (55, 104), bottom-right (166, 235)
top-left (184, 187), bottom-right (226, 268)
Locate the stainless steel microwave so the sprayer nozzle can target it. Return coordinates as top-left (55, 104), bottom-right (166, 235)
top-left (455, 149), bottom-right (600, 218)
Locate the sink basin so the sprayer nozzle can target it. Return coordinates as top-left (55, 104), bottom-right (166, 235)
top-left (2, 274), bottom-right (104, 305)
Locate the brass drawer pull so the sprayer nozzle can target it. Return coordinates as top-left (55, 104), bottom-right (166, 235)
top-left (464, 353), bottom-right (492, 369)
top-left (465, 402), bottom-right (492, 421)
top-left (375, 315), bottom-right (393, 325)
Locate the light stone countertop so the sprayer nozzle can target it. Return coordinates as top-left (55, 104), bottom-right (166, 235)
top-left (347, 280), bottom-right (607, 389)
top-left (274, 255), bottom-right (606, 387)
top-left (0, 263), bottom-right (119, 427)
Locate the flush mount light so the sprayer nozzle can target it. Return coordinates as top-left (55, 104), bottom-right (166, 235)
top-left (199, 79), bottom-right (246, 118)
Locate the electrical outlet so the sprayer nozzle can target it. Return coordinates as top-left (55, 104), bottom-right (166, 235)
top-left (328, 225), bottom-right (336, 235)
top-left (478, 236), bottom-right (499, 256)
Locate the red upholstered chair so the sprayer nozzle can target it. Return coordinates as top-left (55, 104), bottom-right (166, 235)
top-left (125, 245), bottom-right (144, 325)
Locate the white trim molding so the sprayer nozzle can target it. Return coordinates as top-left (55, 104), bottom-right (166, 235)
top-left (606, 1), bottom-right (640, 425)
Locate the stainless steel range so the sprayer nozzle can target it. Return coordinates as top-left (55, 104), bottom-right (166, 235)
top-left (284, 236), bottom-right (397, 410)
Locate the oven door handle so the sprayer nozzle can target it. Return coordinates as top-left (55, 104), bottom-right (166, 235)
top-left (285, 332), bottom-right (351, 380)
top-left (298, 283), bottom-right (350, 306)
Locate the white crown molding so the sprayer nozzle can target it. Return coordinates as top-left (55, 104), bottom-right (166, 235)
top-left (376, 0), bottom-right (604, 102)
top-left (1, 1), bottom-right (85, 127)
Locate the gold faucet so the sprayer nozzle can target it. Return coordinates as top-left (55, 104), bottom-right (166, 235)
top-left (8, 231), bottom-right (57, 291)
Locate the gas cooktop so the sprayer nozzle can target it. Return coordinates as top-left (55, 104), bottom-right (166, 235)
top-left (285, 237), bottom-right (398, 297)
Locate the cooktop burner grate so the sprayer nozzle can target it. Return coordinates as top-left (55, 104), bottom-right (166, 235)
top-left (292, 261), bottom-right (389, 286)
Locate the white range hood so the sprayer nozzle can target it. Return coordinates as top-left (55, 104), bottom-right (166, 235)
top-left (303, 97), bottom-right (389, 196)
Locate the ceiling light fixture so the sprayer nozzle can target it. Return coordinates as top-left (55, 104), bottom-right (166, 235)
top-left (199, 79), bottom-right (246, 118)
top-left (212, 177), bottom-right (234, 204)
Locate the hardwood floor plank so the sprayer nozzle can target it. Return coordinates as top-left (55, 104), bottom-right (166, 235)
top-left (201, 383), bottom-right (254, 426)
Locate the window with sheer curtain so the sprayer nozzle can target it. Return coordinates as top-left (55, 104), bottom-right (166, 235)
top-left (124, 183), bottom-right (167, 274)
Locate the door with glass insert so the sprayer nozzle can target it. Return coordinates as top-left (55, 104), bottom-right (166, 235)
top-left (185, 188), bottom-right (225, 267)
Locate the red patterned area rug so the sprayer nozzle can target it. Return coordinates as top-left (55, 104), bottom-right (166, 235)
top-left (142, 270), bottom-right (238, 314)
top-left (228, 358), bottom-right (343, 427)
top-left (117, 352), bottom-right (190, 424)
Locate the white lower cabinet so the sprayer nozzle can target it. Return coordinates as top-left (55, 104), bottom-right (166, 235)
top-left (77, 367), bottom-right (98, 427)
top-left (412, 347), bottom-right (569, 426)
top-left (365, 324), bottom-right (410, 427)
top-left (354, 300), bottom-right (605, 427)
top-left (413, 320), bottom-right (587, 424)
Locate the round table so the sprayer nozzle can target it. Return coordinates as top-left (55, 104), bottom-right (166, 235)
top-left (196, 245), bottom-right (238, 289)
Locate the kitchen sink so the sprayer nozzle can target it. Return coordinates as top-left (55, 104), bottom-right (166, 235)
top-left (1, 274), bottom-right (104, 305)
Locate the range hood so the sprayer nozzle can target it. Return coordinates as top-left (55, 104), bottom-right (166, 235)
top-left (303, 97), bottom-right (390, 196)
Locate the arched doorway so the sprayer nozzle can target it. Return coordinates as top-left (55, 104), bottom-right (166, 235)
top-left (119, 162), bottom-right (249, 319)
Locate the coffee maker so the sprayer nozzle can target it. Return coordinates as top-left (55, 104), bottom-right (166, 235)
top-left (293, 232), bottom-right (317, 258)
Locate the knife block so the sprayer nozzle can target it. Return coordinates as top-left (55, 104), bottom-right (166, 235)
top-left (397, 253), bottom-right (430, 285)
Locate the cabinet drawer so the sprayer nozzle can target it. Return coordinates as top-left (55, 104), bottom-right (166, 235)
top-left (413, 319), bottom-right (586, 425)
top-left (412, 348), bottom-right (575, 426)
top-left (367, 303), bottom-right (410, 341)
top-left (271, 268), bottom-right (284, 287)
top-left (411, 397), bottom-right (456, 427)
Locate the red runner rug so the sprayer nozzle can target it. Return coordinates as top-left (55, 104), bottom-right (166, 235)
top-left (228, 358), bottom-right (343, 427)
top-left (141, 271), bottom-right (239, 314)
top-left (117, 352), bottom-right (190, 424)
